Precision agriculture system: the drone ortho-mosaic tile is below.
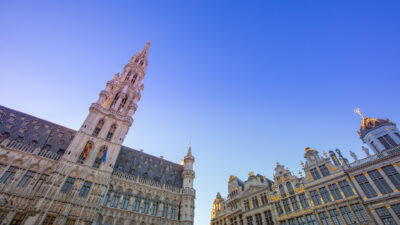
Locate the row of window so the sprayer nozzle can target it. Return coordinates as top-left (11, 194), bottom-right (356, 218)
top-left (0, 166), bottom-right (48, 191)
top-left (103, 188), bottom-right (177, 219)
top-left (355, 165), bottom-right (400, 198)
top-left (278, 182), bottom-right (295, 198)
top-left (91, 119), bottom-right (117, 141)
top-left (213, 210), bottom-right (274, 225)
top-left (60, 177), bottom-right (93, 198)
top-left (310, 164), bottom-right (330, 181)
top-left (279, 204), bottom-right (369, 225)
top-left (243, 192), bottom-right (269, 210)
top-left (275, 193), bottom-right (309, 216)
top-left (309, 180), bottom-right (354, 207)
top-left (77, 141), bottom-right (107, 168)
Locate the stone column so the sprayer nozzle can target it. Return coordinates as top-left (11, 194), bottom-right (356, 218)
top-left (2, 210), bottom-right (16, 225)
top-left (349, 177), bottom-right (368, 200)
top-left (363, 172), bottom-right (382, 196)
top-left (377, 168), bottom-right (398, 192)
top-left (369, 209), bottom-right (384, 225)
top-left (387, 206), bottom-right (400, 224)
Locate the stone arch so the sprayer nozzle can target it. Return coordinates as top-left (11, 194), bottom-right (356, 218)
top-left (104, 216), bottom-right (114, 225)
top-left (28, 163), bottom-right (40, 172)
top-left (87, 174), bottom-right (95, 183)
top-left (11, 158), bottom-right (23, 168)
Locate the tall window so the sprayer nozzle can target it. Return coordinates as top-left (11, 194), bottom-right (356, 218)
top-left (319, 187), bottom-right (332, 203)
top-left (382, 165), bottom-right (400, 189)
top-left (142, 195), bottom-right (150, 214)
top-left (243, 199), bottom-right (250, 210)
top-left (78, 141), bottom-right (93, 164)
top-left (131, 74), bottom-right (137, 84)
top-left (290, 196), bottom-right (300, 211)
top-left (310, 191), bottom-right (321, 206)
top-left (110, 188), bottom-right (121, 207)
top-left (132, 193), bottom-right (141, 212)
top-left (125, 73), bottom-right (131, 81)
top-left (106, 124), bottom-right (117, 141)
top-left (103, 187), bottom-right (112, 206)
top-left (17, 170), bottom-right (36, 188)
top-left (170, 202), bottom-right (176, 219)
top-left (328, 183), bottom-right (342, 200)
top-left (279, 184), bottom-right (286, 198)
top-left (286, 182), bottom-right (294, 195)
top-left (351, 203), bottom-right (369, 223)
top-left (251, 196), bottom-right (259, 208)
top-left (378, 134), bottom-right (397, 149)
top-left (319, 165), bottom-right (330, 177)
top-left (151, 198), bottom-right (158, 216)
top-left (282, 199), bottom-right (291, 213)
top-left (255, 214), bottom-right (262, 225)
top-left (60, 177), bottom-right (75, 194)
top-left (318, 212), bottom-right (331, 225)
top-left (110, 93), bottom-right (120, 108)
top-left (355, 174), bottom-right (377, 198)
top-left (329, 209), bottom-right (344, 225)
top-left (93, 146), bottom-right (107, 168)
top-left (92, 119), bottom-right (104, 136)
top-left (0, 166), bottom-right (18, 184)
top-left (79, 181), bottom-right (92, 198)
top-left (376, 207), bottom-right (396, 224)
top-left (118, 96), bottom-right (128, 112)
top-left (260, 193), bottom-right (268, 205)
top-left (310, 168), bottom-right (321, 180)
top-left (161, 200), bottom-right (169, 218)
top-left (298, 193), bottom-right (309, 208)
top-left (120, 191), bottom-right (130, 210)
top-left (275, 202), bottom-right (284, 216)
top-left (264, 210), bottom-right (274, 225)
top-left (339, 180), bottom-right (354, 197)
top-left (368, 170), bottom-right (392, 194)
top-left (246, 216), bottom-right (253, 225)
top-left (340, 206), bottom-right (356, 224)
top-left (305, 214), bottom-right (319, 225)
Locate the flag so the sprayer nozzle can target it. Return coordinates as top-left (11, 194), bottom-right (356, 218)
top-left (84, 142), bottom-right (90, 159)
top-left (102, 147), bottom-right (108, 162)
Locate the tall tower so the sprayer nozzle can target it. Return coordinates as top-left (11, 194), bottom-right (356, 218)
top-left (63, 42), bottom-right (150, 171)
top-left (180, 145), bottom-right (196, 224)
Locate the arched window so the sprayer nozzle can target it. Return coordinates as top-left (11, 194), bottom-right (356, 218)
top-left (93, 146), bottom-right (107, 168)
top-left (120, 190), bottom-right (130, 210)
top-left (279, 184), bottom-right (286, 198)
top-left (103, 186), bottom-right (112, 206)
top-left (151, 198), bottom-right (158, 216)
top-left (78, 141), bottom-right (93, 164)
top-left (125, 73), bottom-right (131, 81)
top-left (170, 202), bottom-right (176, 219)
top-left (118, 95), bottom-right (128, 112)
top-left (131, 74), bottom-right (137, 84)
top-left (161, 200), bottom-right (169, 218)
top-left (286, 182), bottom-right (294, 195)
top-left (106, 124), bottom-right (117, 141)
top-left (110, 93), bottom-right (120, 108)
top-left (142, 195), bottom-right (150, 214)
top-left (110, 188), bottom-right (121, 208)
top-left (92, 119), bottom-right (104, 136)
top-left (140, 60), bottom-right (144, 66)
top-left (132, 193), bottom-right (141, 212)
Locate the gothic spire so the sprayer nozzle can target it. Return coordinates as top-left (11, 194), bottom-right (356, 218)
top-left (129, 41), bottom-right (151, 69)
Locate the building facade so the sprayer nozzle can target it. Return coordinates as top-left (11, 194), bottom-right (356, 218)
top-left (211, 112), bottom-right (400, 225)
top-left (0, 42), bottom-right (196, 225)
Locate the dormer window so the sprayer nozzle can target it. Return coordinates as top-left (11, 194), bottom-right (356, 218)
top-left (319, 165), bottom-right (330, 177)
top-left (310, 168), bottom-right (321, 180)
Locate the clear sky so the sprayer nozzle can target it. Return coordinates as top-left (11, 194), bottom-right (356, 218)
top-left (1, 1), bottom-right (400, 224)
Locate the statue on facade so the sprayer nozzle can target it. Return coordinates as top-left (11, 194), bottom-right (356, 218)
top-left (350, 151), bottom-right (358, 161)
top-left (362, 146), bottom-right (370, 156)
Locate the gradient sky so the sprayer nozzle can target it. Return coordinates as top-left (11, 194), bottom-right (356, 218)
top-left (1, 1), bottom-right (400, 224)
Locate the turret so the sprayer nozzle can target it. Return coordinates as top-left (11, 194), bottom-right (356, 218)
top-left (62, 43), bottom-right (150, 171)
top-left (180, 145), bottom-right (196, 224)
top-left (355, 108), bottom-right (400, 154)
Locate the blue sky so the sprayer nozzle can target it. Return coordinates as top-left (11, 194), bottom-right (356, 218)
top-left (1, 1), bottom-right (400, 224)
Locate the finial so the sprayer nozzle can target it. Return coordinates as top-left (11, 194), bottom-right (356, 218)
top-left (323, 151), bottom-right (328, 157)
top-left (354, 107), bottom-right (365, 119)
top-left (187, 138), bottom-right (192, 156)
top-left (299, 170), bottom-right (303, 177)
top-left (300, 160), bottom-right (304, 167)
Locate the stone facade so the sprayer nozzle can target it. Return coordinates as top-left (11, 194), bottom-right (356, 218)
top-left (0, 42), bottom-right (196, 225)
top-left (211, 112), bottom-right (400, 225)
